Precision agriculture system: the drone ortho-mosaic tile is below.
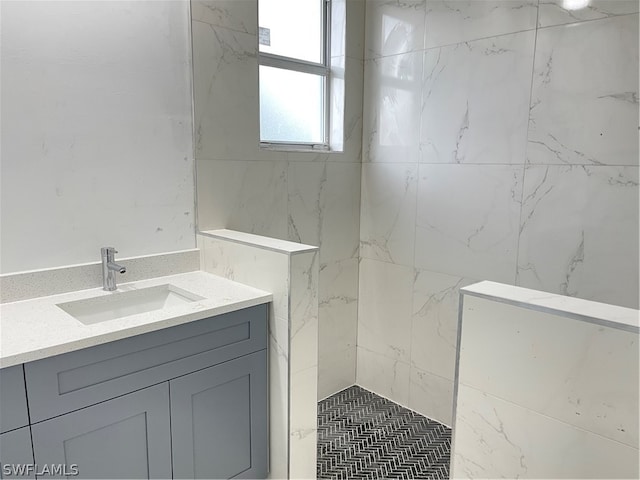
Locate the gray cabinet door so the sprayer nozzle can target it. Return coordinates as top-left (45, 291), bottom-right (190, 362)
top-left (31, 383), bottom-right (171, 479)
top-left (170, 350), bottom-right (268, 479)
top-left (0, 427), bottom-right (34, 479)
top-left (26, 304), bottom-right (267, 423)
top-left (0, 365), bottom-right (29, 433)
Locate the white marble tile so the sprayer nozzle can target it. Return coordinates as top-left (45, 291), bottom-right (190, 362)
top-left (320, 163), bottom-right (362, 262)
top-left (452, 384), bottom-right (640, 479)
top-left (459, 295), bottom-right (640, 448)
top-left (191, 0), bottom-right (258, 34)
top-left (411, 269), bottom-right (474, 380)
top-left (538, 0), bottom-right (639, 28)
top-left (318, 347), bottom-right (357, 400)
top-left (462, 281), bottom-right (640, 332)
top-left (289, 252), bottom-right (319, 375)
top-left (517, 165), bottom-right (639, 309)
top-left (197, 160), bottom-right (288, 240)
top-left (331, 0), bottom-right (366, 60)
top-left (288, 162), bottom-right (360, 263)
top-left (341, 56), bottom-right (365, 161)
top-left (268, 314), bottom-right (290, 480)
top-left (198, 234), bottom-right (290, 316)
top-left (358, 258), bottom-right (413, 362)
top-left (201, 229), bottom-right (316, 254)
top-left (364, 0), bottom-right (426, 59)
top-left (288, 162), bottom-right (326, 246)
top-left (415, 164), bottom-right (523, 283)
top-left (420, 31), bottom-right (535, 164)
top-left (424, 0), bottom-right (538, 49)
top-left (527, 14), bottom-right (639, 166)
top-left (191, 21), bottom-right (278, 161)
top-left (319, 258), bottom-right (359, 359)
top-left (356, 347), bottom-right (411, 406)
top-left (362, 52), bottom-right (423, 163)
top-left (408, 366), bottom-right (454, 426)
top-left (345, 0), bottom-right (366, 60)
top-left (360, 163), bottom-right (417, 266)
top-left (289, 365), bottom-right (319, 480)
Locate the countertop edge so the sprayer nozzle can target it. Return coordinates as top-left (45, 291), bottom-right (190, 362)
top-left (0, 295), bottom-right (271, 369)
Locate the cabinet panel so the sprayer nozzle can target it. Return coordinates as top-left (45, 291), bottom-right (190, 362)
top-left (0, 365), bottom-right (29, 433)
top-left (26, 304), bottom-right (267, 422)
top-left (0, 427), bottom-right (34, 479)
top-left (31, 383), bottom-right (171, 479)
top-left (170, 350), bottom-right (268, 479)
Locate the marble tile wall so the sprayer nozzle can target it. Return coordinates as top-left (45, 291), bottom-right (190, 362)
top-left (358, 0), bottom-right (639, 426)
top-left (453, 291), bottom-right (639, 478)
top-left (191, 0), bottom-right (365, 401)
top-left (197, 232), bottom-right (319, 479)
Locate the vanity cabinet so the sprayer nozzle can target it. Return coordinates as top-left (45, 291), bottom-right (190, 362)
top-left (0, 304), bottom-right (268, 479)
top-left (31, 384), bottom-right (172, 479)
top-left (0, 427), bottom-right (35, 479)
top-left (0, 365), bottom-right (29, 434)
top-left (170, 350), bottom-right (267, 479)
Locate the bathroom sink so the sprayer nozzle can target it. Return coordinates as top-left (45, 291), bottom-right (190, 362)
top-left (57, 284), bottom-right (205, 325)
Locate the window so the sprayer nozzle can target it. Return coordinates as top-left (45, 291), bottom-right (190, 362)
top-left (258, 0), bottom-right (330, 149)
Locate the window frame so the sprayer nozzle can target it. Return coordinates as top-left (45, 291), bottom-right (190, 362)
top-left (258, 0), bottom-right (331, 151)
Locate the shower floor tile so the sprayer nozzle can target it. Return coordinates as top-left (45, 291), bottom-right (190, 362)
top-left (317, 385), bottom-right (451, 480)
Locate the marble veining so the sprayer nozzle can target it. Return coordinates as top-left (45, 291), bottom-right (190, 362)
top-left (411, 269), bottom-right (474, 380)
top-left (364, 0), bottom-right (427, 59)
top-left (517, 165), bottom-right (639, 309)
top-left (415, 164), bottom-right (524, 283)
top-left (527, 14), bottom-right (639, 166)
top-left (358, 259), bottom-right (413, 363)
top-left (197, 160), bottom-right (289, 239)
top-left (360, 163), bottom-right (417, 266)
top-left (362, 52), bottom-right (423, 164)
top-left (424, 0), bottom-right (538, 49)
top-left (421, 31), bottom-right (535, 164)
top-left (538, 0), bottom-right (639, 28)
top-left (191, 0), bottom-right (258, 35)
top-left (453, 290), bottom-right (640, 478)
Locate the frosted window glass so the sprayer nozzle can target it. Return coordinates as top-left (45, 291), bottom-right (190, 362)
top-left (259, 0), bottom-right (323, 63)
top-left (259, 66), bottom-right (324, 144)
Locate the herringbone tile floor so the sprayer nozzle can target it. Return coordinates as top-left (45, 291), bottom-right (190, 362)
top-left (317, 385), bottom-right (451, 479)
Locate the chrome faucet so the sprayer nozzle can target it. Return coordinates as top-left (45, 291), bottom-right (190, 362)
top-left (101, 247), bottom-right (126, 291)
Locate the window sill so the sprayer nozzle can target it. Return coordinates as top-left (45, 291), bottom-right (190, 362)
top-left (259, 142), bottom-right (331, 153)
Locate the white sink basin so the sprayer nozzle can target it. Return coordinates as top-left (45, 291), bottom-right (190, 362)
top-left (57, 284), bottom-right (205, 325)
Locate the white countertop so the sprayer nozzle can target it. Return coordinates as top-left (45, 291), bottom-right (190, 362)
top-left (0, 271), bottom-right (272, 368)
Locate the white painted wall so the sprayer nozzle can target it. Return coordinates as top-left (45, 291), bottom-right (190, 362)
top-left (0, 0), bottom-right (195, 274)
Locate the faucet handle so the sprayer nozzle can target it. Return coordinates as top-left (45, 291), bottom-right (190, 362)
top-left (101, 247), bottom-right (118, 257)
